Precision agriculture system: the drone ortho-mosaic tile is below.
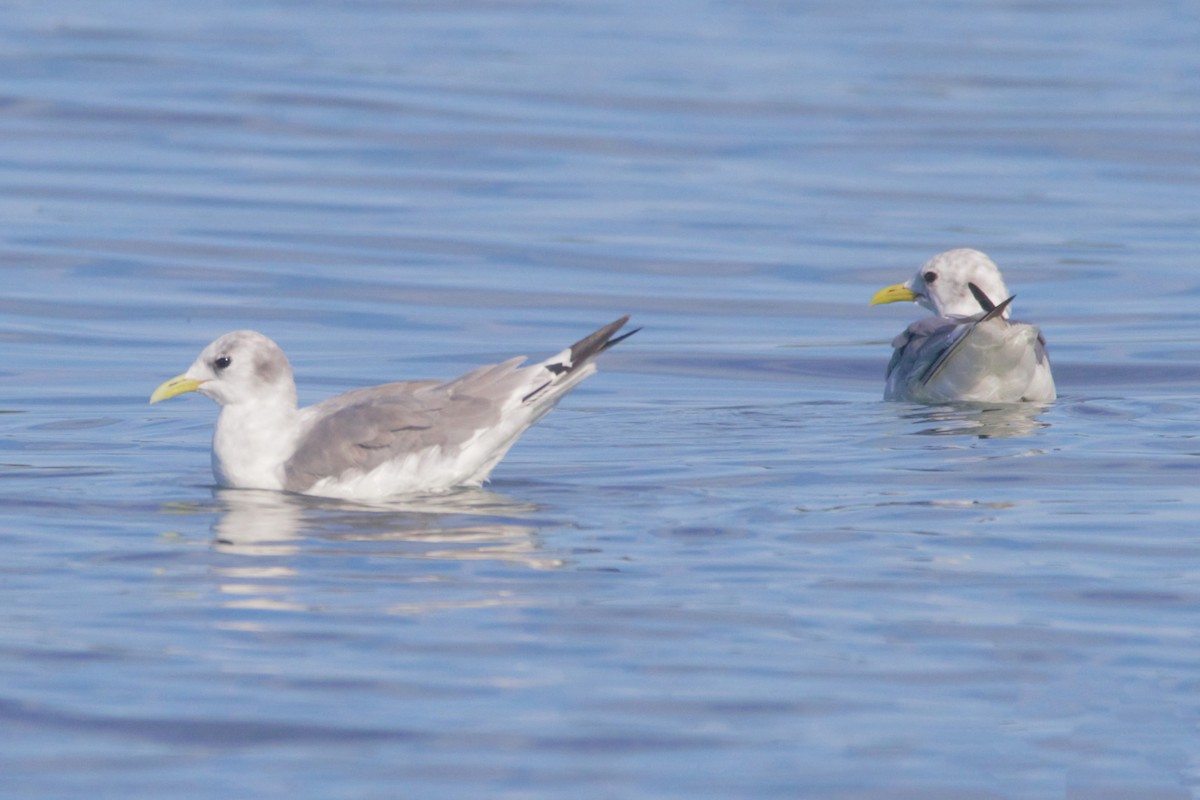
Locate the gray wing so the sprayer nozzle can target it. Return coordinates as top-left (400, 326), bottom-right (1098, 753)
top-left (920, 296), bottom-right (1015, 387)
top-left (283, 358), bottom-right (527, 492)
top-left (886, 316), bottom-right (971, 383)
top-left (886, 299), bottom-right (1053, 402)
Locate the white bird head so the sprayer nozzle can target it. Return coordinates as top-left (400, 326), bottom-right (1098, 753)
top-left (150, 330), bottom-right (297, 408)
top-left (871, 248), bottom-right (1012, 318)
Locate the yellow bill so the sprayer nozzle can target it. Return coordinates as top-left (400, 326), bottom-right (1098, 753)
top-left (869, 283), bottom-right (918, 306)
top-left (150, 374), bottom-right (204, 404)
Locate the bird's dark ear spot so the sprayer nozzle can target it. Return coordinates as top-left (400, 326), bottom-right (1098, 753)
top-left (213, 355), bottom-right (232, 371)
top-left (923, 271), bottom-right (938, 284)
top-left (254, 356), bottom-right (280, 383)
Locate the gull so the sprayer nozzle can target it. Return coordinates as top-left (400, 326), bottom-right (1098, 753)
top-left (150, 316), bottom-right (636, 500)
top-left (869, 248), bottom-right (1055, 403)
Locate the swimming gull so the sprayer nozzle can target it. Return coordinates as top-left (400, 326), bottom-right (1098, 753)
top-left (150, 316), bottom-right (636, 499)
top-left (869, 248), bottom-right (1055, 403)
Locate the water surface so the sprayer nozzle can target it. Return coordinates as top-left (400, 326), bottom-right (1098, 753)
top-left (3, 1), bottom-right (1200, 797)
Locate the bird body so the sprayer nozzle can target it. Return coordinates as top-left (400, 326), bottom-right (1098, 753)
top-left (871, 249), bottom-right (1055, 403)
top-left (151, 317), bottom-right (634, 500)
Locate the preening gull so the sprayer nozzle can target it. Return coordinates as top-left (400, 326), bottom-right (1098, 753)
top-left (870, 249), bottom-right (1055, 403)
top-left (150, 317), bottom-right (636, 500)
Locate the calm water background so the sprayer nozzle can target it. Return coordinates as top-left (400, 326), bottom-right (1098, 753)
top-left (2, 1), bottom-right (1200, 797)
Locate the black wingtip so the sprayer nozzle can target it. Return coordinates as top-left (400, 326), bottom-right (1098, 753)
top-left (602, 326), bottom-right (641, 351)
top-left (968, 282), bottom-right (1015, 322)
top-left (968, 282), bottom-right (996, 313)
top-left (566, 315), bottom-right (635, 367)
top-left (528, 317), bottom-right (636, 400)
top-left (983, 295), bottom-right (1015, 322)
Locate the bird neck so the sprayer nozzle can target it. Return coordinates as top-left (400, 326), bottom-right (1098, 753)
top-left (212, 396), bottom-right (300, 491)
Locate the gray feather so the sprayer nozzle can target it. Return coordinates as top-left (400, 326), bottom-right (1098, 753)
top-left (280, 317), bottom-right (636, 493)
top-left (283, 360), bottom-right (527, 492)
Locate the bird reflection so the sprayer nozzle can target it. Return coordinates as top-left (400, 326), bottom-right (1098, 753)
top-left (212, 486), bottom-right (552, 562)
top-left (158, 486), bottom-right (559, 615)
top-left (213, 488), bottom-right (305, 555)
top-left (901, 401), bottom-right (1052, 439)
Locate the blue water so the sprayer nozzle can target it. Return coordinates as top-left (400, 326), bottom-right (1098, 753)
top-left (3, 1), bottom-right (1200, 797)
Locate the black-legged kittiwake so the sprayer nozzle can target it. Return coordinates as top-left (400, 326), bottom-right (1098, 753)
top-left (870, 249), bottom-right (1055, 403)
top-left (150, 317), bottom-right (636, 499)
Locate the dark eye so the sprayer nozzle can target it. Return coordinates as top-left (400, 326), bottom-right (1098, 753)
top-left (213, 356), bottom-right (232, 371)
top-left (923, 271), bottom-right (938, 284)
